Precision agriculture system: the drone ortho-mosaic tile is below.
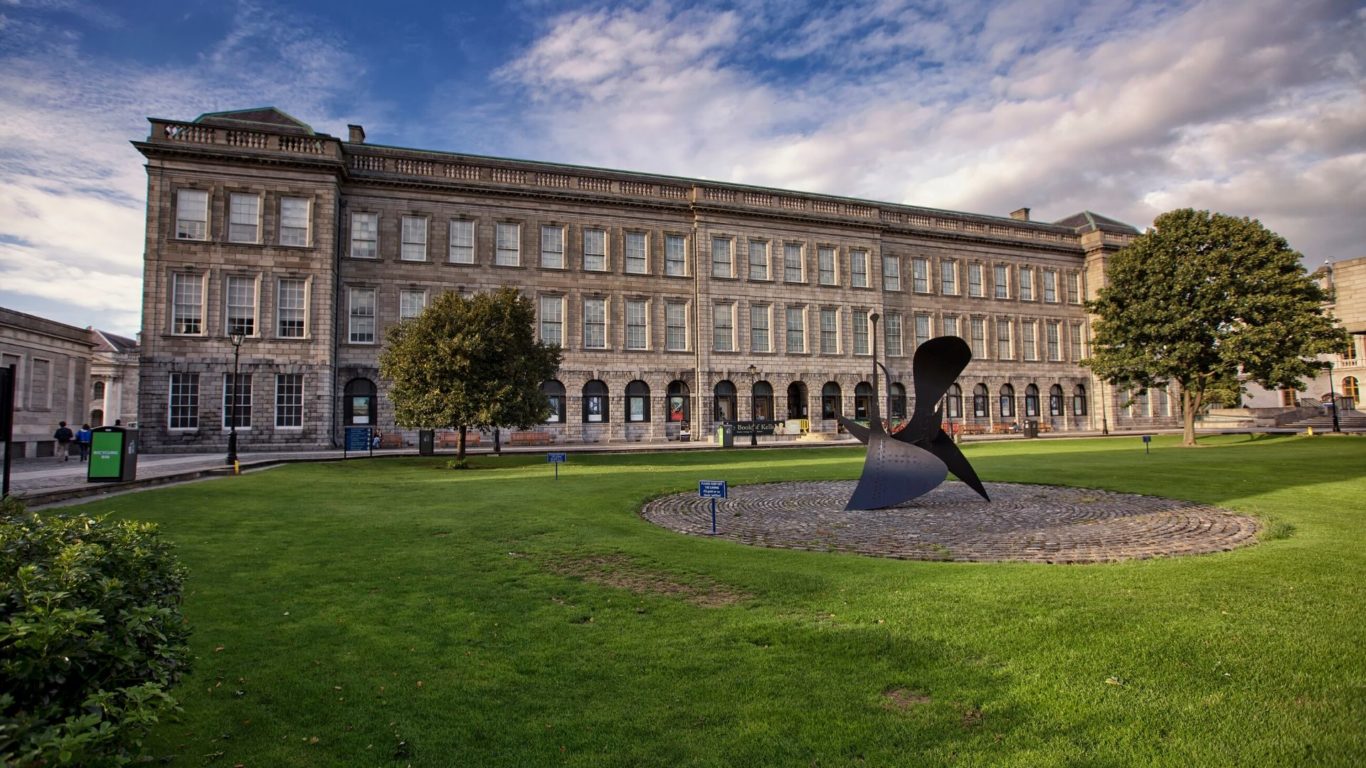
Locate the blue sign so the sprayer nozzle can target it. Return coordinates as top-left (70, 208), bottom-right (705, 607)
top-left (345, 427), bottom-right (371, 452)
top-left (547, 452), bottom-right (567, 463)
top-left (699, 480), bottom-right (728, 498)
top-left (1142, 435), bottom-right (1152, 443)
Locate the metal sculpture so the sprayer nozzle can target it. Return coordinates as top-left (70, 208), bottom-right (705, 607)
top-left (838, 318), bottom-right (990, 510)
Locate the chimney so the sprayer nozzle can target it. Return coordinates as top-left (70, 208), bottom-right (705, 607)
top-left (348, 124), bottom-right (366, 144)
top-left (1010, 207), bottom-right (1031, 221)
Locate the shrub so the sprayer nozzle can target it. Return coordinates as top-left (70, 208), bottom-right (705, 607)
top-left (0, 496), bottom-right (191, 767)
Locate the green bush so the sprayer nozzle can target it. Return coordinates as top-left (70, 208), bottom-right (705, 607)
top-left (0, 496), bottom-right (191, 767)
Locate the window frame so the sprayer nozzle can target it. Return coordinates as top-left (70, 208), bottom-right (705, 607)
top-left (449, 218), bottom-right (475, 264)
top-left (541, 224), bottom-right (566, 269)
top-left (584, 227), bottom-right (608, 271)
top-left (665, 301), bottom-right (689, 352)
top-left (170, 271), bottom-right (205, 336)
top-left (583, 297), bottom-right (608, 350)
top-left (539, 295), bottom-right (565, 347)
top-left (994, 264), bottom-right (1010, 299)
top-left (495, 222), bottom-right (521, 266)
top-left (784, 243), bottom-right (805, 283)
top-left (819, 308), bottom-right (839, 355)
top-left (749, 304), bottom-right (771, 353)
top-left (175, 188), bottom-right (208, 241)
top-left (398, 288), bottom-right (428, 321)
top-left (711, 236), bottom-right (734, 278)
top-left (350, 212), bottom-right (378, 259)
top-left (279, 196), bottom-right (311, 247)
top-left (222, 372), bottom-right (252, 430)
top-left (967, 263), bottom-right (984, 298)
top-left (818, 246), bottom-right (838, 286)
top-left (275, 373), bottom-right (304, 429)
top-left (912, 257), bottom-right (930, 293)
top-left (885, 312), bottom-right (903, 357)
top-left (276, 277), bottom-right (308, 338)
top-left (227, 192), bottom-right (260, 244)
top-left (882, 255), bottom-right (901, 291)
top-left (785, 306), bottom-right (806, 353)
top-left (664, 233), bottom-right (688, 276)
top-left (748, 239), bottom-right (770, 281)
top-left (224, 274), bottom-right (258, 338)
top-left (624, 231), bottom-right (649, 274)
top-left (850, 249), bottom-right (869, 288)
top-left (168, 372), bottom-right (199, 430)
top-left (400, 215), bottom-right (429, 262)
top-left (940, 259), bottom-right (959, 295)
top-left (625, 298), bottom-right (649, 351)
top-left (712, 302), bottom-right (735, 352)
top-left (347, 286), bottom-right (377, 344)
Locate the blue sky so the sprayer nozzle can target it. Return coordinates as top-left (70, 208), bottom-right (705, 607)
top-left (1, 0), bottom-right (1362, 335)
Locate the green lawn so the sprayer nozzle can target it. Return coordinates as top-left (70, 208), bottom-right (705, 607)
top-left (73, 434), bottom-right (1365, 767)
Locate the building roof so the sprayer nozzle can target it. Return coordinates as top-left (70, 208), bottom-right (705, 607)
top-left (0, 306), bottom-right (97, 347)
top-left (193, 107), bottom-right (316, 135)
top-left (93, 329), bottom-right (138, 354)
top-left (1053, 211), bottom-right (1140, 235)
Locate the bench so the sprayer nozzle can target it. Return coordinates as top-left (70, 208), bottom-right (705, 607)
top-left (508, 431), bottom-right (552, 446)
top-left (435, 431), bottom-right (482, 448)
top-left (379, 433), bottom-right (404, 449)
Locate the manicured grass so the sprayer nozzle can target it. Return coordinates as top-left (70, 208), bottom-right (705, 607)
top-left (70, 434), bottom-right (1364, 766)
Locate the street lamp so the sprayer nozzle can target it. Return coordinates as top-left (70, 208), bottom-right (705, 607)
top-left (1101, 379), bottom-right (1110, 435)
top-left (226, 331), bottom-right (244, 465)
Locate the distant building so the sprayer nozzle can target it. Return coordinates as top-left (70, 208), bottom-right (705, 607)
top-left (132, 107), bottom-right (1178, 452)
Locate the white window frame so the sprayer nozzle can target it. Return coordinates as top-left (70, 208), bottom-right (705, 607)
top-left (820, 308), bottom-right (839, 354)
top-left (1043, 269), bottom-right (1058, 303)
top-left (912, 257), bottom-right (930, 293)
top-left (1022, 320), bottom-right (1038, 361)
top-left (1047, 321), bottom-right (1061, 360)
top-left (400, 216), bottom-right (428, 261)
top-left (665, 301), bottom-right (689, 352)
top-left (711, 236), bottom-right (733, 278)
top-left (228, 192), bottom-right (260, 243)
top-left (784, 243), bottom-right (805, 283)
top-left (994, 264), bottom-right (1010, 299)
top-left (750, 304), bottom-right (771, 353)
top-left (882, 255), bottom-right (901, 291)
top-left (850, 249), bottom-right (869, 288)
top-left (449, 219), bottom-right (475, 264)
top-left (584, 227), bottom-right (607, 271)
top-left (786, 306), bottom-right (806, 353)
top-left (348, 287), bottom-right (376, 344)
top-left (539, 295), bottom-right (564, 347)
top-left (996, 319), bottom-right (1013, 360)
top-left (276, 277), bottom-right (308, 339)
top-left (664, 233), bottom-right (687, 276)
top-left (399, 288), bottom-right (428, 320)
top-left (913, 313), bottom-right (931, 349)
top-left (818, 246), bottom-right (838, 286)
top-left (748, 240), bottom-right (769, 281)
top-left (1020, 267), bottom-right (1035, 301)
top-left (583, 297), bottom-right (607, 349)
top-left (940, 259), bottom-right (959, 295)
top-left (495, 222), bottom-right (521, 266)
top-left (625, 299), bottom-right (649, 350)
top-left (712, 302), bottom-right (735, 352)
top-left (968, 263), bottom-right (984, 297)
top-left (970, 317), bottom-right (986, 359)
top-left (853, 310), bottom-right (871, 355)
top-left (541, 224), bottom-right (565, 269)
top-left (279, 197), bottom-right (311, 247)
top-left (885, 312), bottom-right (903, 356)
top-left (350, 212), bottom-right (378, 259)
top-left (624, 231), bottom-right (649, 274)
top-left (175, 189), bottom-right (208, 240)
top-left (225, 274), bottom-right (258, 337)
top-left (171, 272), bottom-right (204, 335)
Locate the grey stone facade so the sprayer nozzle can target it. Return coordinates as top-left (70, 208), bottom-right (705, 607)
top-left (1, 307), bottom-right (94, 457)
top-left (134, 107), bottom-right (1174, 452)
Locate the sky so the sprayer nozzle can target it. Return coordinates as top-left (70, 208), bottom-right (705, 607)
top-left (0, 0), bottom-right (1362, 336)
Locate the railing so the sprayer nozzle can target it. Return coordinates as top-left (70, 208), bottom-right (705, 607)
top-left (154, 120), bottom-right (333, 158)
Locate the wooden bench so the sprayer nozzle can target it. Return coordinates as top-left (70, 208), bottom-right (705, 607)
top-left (508, 431), bottom-right (552, 446)
top-left (435, 432), bottom-right (482, 448)
top-left (379, 433), bottom-right (404, 449)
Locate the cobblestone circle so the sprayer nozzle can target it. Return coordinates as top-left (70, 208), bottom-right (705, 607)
top-left (640, 482), bottom-right (1259, 563)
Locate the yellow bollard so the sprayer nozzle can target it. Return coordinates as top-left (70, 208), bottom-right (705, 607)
top-left (1306, 426), bottom-right (1314, 436)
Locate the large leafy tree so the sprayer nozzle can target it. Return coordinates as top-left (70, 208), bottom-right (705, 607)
top-left (379, 287), bottom-right (561, 459)
top-left (1086, 209), bottom-right (1346, 446)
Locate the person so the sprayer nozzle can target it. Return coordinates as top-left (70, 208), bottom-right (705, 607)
top-left (76, 423), bottom-right (93, 462)
top-left (53, 421), bottom-right (74, 461)
top-left (371, 428), bottom-right (383, 449)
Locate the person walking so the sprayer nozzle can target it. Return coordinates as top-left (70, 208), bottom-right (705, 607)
top-left (53, 421), bottom-right (74, 461)
top-left (76, 423), bottom-right (93, 462)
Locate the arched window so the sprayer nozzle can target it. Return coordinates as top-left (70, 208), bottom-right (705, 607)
top-left (1344, 376), bottom-right (1360, 404)
top-left (344, 378), bottom-right (376, 425)
top-left (666, 380), bottom-right (689, 423)
top-left (1073, 384), bottom-right (1088, 416)
top-left (1024, 384), bottom-right (1040, 417)
top-left (889, 383), bottom-right (907, 420)
top-left (973, 384), bottom-right (989, 418)
top-left (946, 384), bottom-right (963, 419)
top-left (821, 382), bottom-right (842, 419)
top-left (787, 381), bottom-right (808, 420)
top-left (625, 380), bottom-right (650, 422)
top-left (714, 380), bottom-right (736, 422)
top-left (90, 408), bottom-right (104, 426)
top-left (752, 381), bottom-right (773, 421)
top-left (93, 381), bottom-right (106, 400)
top-left (854, 382), bottom-right (873, 420)
top-left (541, 380), bottom-right (566, 423)
top-left (583, 380), bottom-right (608, 423)
top-left (999, 383), bottom-right (1016, 419)
top-left (1049, 384), bottom-right (1064, 416)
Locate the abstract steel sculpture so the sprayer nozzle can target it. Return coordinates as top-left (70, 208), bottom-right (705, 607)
top-left (838, 316), bottom-right (989, 510)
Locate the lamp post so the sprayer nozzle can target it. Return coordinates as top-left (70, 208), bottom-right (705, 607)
top-left (1326, 359), bottom-right (1341, 433)
top-left (226, 332), bottom-right (244, 465)
top-left (747, 363), bottom-right (758, 446)
top-left (1100, 379), bottom-right (1110, 435)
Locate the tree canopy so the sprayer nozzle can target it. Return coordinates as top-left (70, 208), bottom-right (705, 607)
top-left (378, 287), bottom-right (561, 458)
top-left (1086, 208), bottom-right (1346, 446)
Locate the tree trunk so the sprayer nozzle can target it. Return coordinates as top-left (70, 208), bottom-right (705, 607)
top-left (458, 425), bottom-right (467, 461)
top-left (1182, 389), bottom-right (1197, 446)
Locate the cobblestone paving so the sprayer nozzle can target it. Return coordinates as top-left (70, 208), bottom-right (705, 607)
top-left (640, 481), bottom-right (1259, 563)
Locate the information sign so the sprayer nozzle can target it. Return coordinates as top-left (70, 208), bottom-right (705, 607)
top-left (345, 426), bottom-right (372, 456)
top-left (699, 480), bottom-right (728, 498)
top-left (88, 431), bottom-right (123, 480)
top-left (547, 452), bottom-right (567, 463)
top-left (730, 421), bottom-right (778, 437)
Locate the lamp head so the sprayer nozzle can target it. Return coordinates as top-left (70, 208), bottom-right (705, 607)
top-left (230, 332), bottom-right (245, 347)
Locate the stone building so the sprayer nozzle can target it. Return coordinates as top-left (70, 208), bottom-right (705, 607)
top-left (1, 307), bottom-right (93, 457)
top-left (133, 107), bottom-right (1174, 452)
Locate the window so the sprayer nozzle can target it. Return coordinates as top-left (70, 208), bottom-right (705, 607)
top-left (850, 249), bottom-right (868, 288)
top-left (914, 313), bottom-right (931, 349)
top-left (1342, 336), bottom-right (1357, 362)
top-left (994, 264), bottom-right (1010, 299)
top-left (1022, 321), bottom-right (1038, 361)
top-left (818, 247), bottom-right (837, 286)
top-left (222, 373), bottom-right (252, 429)
top-left (1046, 321), bottom-right (1061, 361)
top-left (348, 287), bottom-right (376, 344)
top-left (625, 231), bottom-right (648, 274)
top-left (583, 380), bottom-right (608, 423)
top-left (885, 312), bottom-right (903, 356)
top-left (1050, 384), bottom-right (1065, 417)
top-left (539, 296), bottom-right (564, 346)
top-left (1073, 384), bottom-right (1088, 416)
top-left (748, 240), bottom-right (769, 280)
top-left (93, 381), bottom-right (105, 400)
top-left (626, 380), bottom-right (650, 422)
top-left (714, 380), bottom-right (737, 422)
top-left (854, 382), bottom-right (873, 419)
top-left (626, 299), bottom-right (648, 350)
top-left (821, 382), bottom-right (841, 419)
top-left (495, 222), bottom-right (520, 266)
top-left (449, 219), bottom-right (475, 263)
top-left (711, 237), bottom-right (733, 278)
top-left (667, 380), bottom-right (690, 423)
top-left (750, 304), bottom-right (771, 353)
top-left (1019, 267), bottom-right (1035, 301)
top-left (228, 193), bottom-right (259, 243)
top-left (1043, 270), bottom-right (1058, 302)
top-left (277, 278), bottom-right (306, 338)
top-left (541, 225), bottom-right (565, 269)
top-left (968, 263), bottom-right (984, 297)
top-left (275, 374), bottom-right (303, 428)
top-left (970, 317), bottom-right (986, 358)
top-left (665, 301), bottom-right (688, 351)
top-left (784, 243), bottom-right (804, 283)
top-left (168, 373), bottom-right (199, 430)
top-left (786, 382), bottom-right (807, 420)
top-left (882, 255), bottom-right (901, 291)
top-left (1343, 377), bottom-right (1360, 403)
top-left (344, 378), bottom-right (375, 425)
top-left (279, 197), bottom-right (310, 247)
top-left (853, 310), bottom-right (870, 355)
top-left (940, 259), bottom-right (958, 295)
top-left (820, 308), bottom-right (839, 354)
top-left (752, 381), bottom-right (773, 421)
top-left (912, 257), bottom-right (930, 293)
top-left (350, 212), bottom-right (378, 259)
top-left (399, 289), bottom-right (426, 321)
top-left (1067, 272), bottom-right (1082, 304)
top-left (943, 314), bottom-right (960, 340)
top-left (584, 228), bottom-right (607, 271)
top-left (1025, 384), bottom-right (1040, 418)
top-left (946, 384), bottom-right (963, 419)
top-left (1070, 321), bottom-right (1085, 361)
top-left (171, 272), bottom-right (203, 334)
top-left (583, 298), bottom-right (607, 349)
top-left (225, 275), bottom-right (256, 336)
top-left (665, 234), bottom-right (687, 276)
top-left (712, 303), bottom-right (735, 352)
top-left (996, 319), bottom-right (1013, 360)
top-left (973, 383), bottom-right (989, 418)
top-left (400, 216), bottom-right (427, 261)
top-left (175, 189), bottom-right (208, 240)
top-left (786, 307), bottom-right (805, 353)
top-left (889, 383), bottom-right (907, 420)
top-left (542, 380), bottom-right (566, 423)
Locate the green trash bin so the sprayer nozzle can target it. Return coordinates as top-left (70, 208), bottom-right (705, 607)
top-left (717, 424), bottom-right (734, 448)
top-left (88, 426), bottom-right (137, 482)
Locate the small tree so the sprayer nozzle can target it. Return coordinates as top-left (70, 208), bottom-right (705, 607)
top-left (1086, 209), bottom-right (1346, 446)
top-left (379, 287), bottom-right (561, 459)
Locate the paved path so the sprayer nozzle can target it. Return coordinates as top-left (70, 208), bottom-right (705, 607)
top-left (641, 480), bottom-right (1259, 563)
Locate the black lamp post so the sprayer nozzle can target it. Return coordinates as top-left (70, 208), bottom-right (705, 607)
top-left (1326, 359), bottom-right (1341, 433)
top-left (226, 332), bottom-right (244, 465)
top-left (1101, 380), bottom-right (1110, 435)
top-left (747, 363), bottom-right (758, 446)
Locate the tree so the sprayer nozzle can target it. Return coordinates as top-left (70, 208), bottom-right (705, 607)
top-left (1086, 209), bottom-right (1347, 446)
top-left (379, 287), bottom-right (561, 459)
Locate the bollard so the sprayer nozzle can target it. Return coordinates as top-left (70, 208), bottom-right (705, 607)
top-left (1307, 426), bottom-right (1314, 436)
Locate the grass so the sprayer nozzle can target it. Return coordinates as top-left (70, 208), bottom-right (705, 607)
top-left (67, 434), bottom-right (1365, 767)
